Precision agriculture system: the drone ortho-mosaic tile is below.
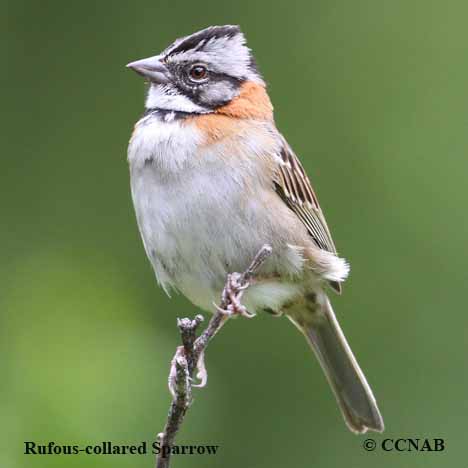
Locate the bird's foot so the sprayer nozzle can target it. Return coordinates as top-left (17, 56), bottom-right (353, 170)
top-left (215, 272), bottom-right (256, 318)
top-left (168, 346), bottom-right (188, 398)
top-left (168, 346), bottom-right (208, 396)
top-left (191, 350), bottom-right (207, 388)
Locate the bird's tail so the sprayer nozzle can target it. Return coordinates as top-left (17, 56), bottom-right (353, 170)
top-left (288, 293), bottom-right (384, 433)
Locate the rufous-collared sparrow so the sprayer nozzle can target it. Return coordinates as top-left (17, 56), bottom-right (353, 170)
top-left (127, 25), bottom-right (384, 433)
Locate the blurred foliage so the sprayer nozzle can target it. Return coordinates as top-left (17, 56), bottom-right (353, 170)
top-left (2, 0), bottom-right (467, 467)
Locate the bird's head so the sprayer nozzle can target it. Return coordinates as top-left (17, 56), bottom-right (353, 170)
top-left (127, 25), bottom-right (265, 114)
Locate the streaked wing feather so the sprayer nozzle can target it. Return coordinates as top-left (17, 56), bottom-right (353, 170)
top-left (274, 137), bottom-right (337, 255)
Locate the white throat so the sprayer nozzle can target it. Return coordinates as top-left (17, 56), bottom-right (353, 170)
top-left (145, 84), bottom-right (209, 113)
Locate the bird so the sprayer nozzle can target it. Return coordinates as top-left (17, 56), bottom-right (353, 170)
top-left (126, 25), bottom-right (384, 434)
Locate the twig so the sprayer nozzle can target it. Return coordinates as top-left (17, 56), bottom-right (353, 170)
top-left (155, 244), bottom-right (272, 468)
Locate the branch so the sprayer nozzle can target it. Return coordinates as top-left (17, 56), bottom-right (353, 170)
top-left (155, 244), bottom-right (272, 468)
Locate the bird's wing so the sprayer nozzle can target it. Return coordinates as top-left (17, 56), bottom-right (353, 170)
top-left (272, 136), bottom-right (338, 256)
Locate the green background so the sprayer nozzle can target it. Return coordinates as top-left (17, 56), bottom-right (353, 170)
top-left (3, 0), bottom-right (467, 467)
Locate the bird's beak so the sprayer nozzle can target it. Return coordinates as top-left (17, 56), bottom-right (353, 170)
top-left (126, 55), bottom-right (170, 84)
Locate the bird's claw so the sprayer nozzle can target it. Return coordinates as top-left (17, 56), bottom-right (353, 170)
top-left (168, 346), bottom-right (186, 398)
top-left (216, 272), bottom-right (256, 318)
top-left (191, 350), bottom-right (207, 388)
top-left (169, 347), bottom-right (208, 396)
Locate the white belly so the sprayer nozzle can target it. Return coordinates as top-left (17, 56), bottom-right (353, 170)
top-left (128, 115), bottom-right (305, 312)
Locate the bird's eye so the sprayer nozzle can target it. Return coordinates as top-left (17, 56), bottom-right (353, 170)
top-left (189, 65), bottom-right (208, 82)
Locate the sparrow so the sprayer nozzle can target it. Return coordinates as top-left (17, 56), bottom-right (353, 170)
top-left (127, 25), bottom-right (384, 434)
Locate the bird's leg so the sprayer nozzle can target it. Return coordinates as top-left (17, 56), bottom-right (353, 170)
top-left (168, 345), bottom-right (208, 394)
top-left (169, 348), bottom-right (207, 396)
top-left (170, 248), bottom-right (273, 394)
top-left (191, 349), bottom-right (207, 388)
top-left (168, 346), bottom-right (189, 398)
top-left (215, 272), bottom-right (256, 318)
